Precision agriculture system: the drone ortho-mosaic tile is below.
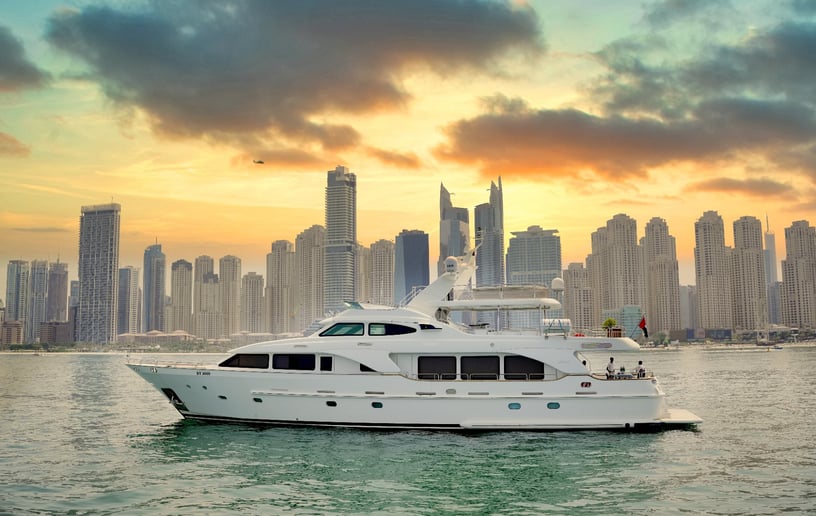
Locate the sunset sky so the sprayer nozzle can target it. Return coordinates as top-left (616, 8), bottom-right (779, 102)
top-left (2, 0), bottom-right (816, 293)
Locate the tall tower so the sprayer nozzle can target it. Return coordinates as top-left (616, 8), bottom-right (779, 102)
top-left (506, 225), bottom-right (562, 328)
top-left (266, 240), bottom-right (296, 334)
top-left (694, 210), bottom-right (732, 330)
top-left (195, 272), bottom-right (222, 339)
top-left (27, 260), bottom-right (48, 343)
top-left (296, 225), bottom-right (325, 332)
top-left (46, 261), bottom-right (68, 322)
top-left (240, 272), bottom-right (265, 333)
top-left (732, 216), bottom-right (767, 332)
top-left (193, 255), bottom-right (214, 315)
top-left (219, 255), bottom-right (242, 337)
top-left (475, 178), bottom-right (504, 288)
top-left (143, 244), bottom-right (166, 332)
top-left (563, 263), bottom-right (594, 333)
top-left (5, 260), bottom-right (30, 337)
top-left (438, 183), bottom-right (469, 276)
top-left (324, 165), bottom-right (357, 313)
top-left (764, 216), bottom-right (782, 325)
top-left (370, 239), bottom-right (395, 306)
top-left (394, 230), bottom-right (429, 305)
top-left (169, 259), bottom-right (193, 333)
top-left (117, 266), bottom-right (140, 335)
top-left (781, 220), bottom-right (816, 329)
top-left (77, 203), bottom-right (121, 344)
top-left (641, 217), bottom-right (681, 336)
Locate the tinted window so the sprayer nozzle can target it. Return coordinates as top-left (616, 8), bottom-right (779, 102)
top-left (272, 354), bottom-right (316, 370)
top-left (461, 356), bottom-right (499, 380)
top-left (319, 323), bottom-right (364, 336)
top-left (504, 355), bottom-right (545, 380)
top-left (418, 356), bottom-right (456, 380)
top-left (218, 354), bottom-right (269, 369)
top-left (320, 356), bottom-right (333, 371)
top-left (369, 323), bottom-right (417, 336)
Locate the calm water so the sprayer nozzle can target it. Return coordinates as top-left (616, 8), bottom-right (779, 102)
top-left (1, 347), bottom-right (815, 515)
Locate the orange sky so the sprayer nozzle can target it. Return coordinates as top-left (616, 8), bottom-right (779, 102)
top-left (2, 1), bottom-right (815, 293)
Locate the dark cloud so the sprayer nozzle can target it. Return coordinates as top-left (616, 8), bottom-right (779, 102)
top-left (684, 177), bottom-right (795, 197)
top-left (0, 131), bottom-right (30, 157)
top-left (642, 0), bottom-right (735, 29)
top-left (0, 26), bottom-right (49, 91)
top-left (12, 226), bottom-right (70, 233)
top-left (364, 146), bottom-right (421, 168)
top-left (45, 1), bottom-right (542, 154)
top-left (790, 0), bottom-right (816, 14)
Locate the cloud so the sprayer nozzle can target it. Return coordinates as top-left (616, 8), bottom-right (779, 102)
top-left (684, 177), bottom-right (795, 197)
top-left (0, 25), bottom-right (49, 91)
top-left (642, 0), bottom-right (736, 30)
top-left (365, 146), bottom-right (421, 168)
top-left (11, 226), bottom-right (71, 233)
top-left (45, 1), bottom-right (542, 155)
top-left (0, 131), bottom-right (30, 157)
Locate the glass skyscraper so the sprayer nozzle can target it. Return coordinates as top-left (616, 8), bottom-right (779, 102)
top-left (323, 166), bottom-right (357, 313)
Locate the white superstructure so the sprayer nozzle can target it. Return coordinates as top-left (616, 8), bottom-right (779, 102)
top-left (128, 254), bottom-right (701, 431)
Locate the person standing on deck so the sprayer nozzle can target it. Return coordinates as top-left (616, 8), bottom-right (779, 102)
top-left (606, 357), bottom-right (616, 379)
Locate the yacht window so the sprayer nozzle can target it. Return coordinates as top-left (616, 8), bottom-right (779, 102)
top-left (320, 356), bottom-right (333, 371)
top-left (319, 323), bottom-right (364, 336)
top-left (461, 356), bottom-right (500, 380)
top-left (360, 363), bottom-right (375, 372)
top-left (272, 354), bottom-right (316, 370)
top-left (504, 355), bottom-right (546, 380)
top-left (419, 324), bottom-right (441, 330)
top-left (218, 353), bottom-right (269, 369)
top-left (418, 356), bottom-right (456, 380)
top-left (368, 323), bottom-right (417, 336)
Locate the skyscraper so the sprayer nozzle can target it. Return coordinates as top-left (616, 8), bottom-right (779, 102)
top-left (46, 261), bottom-right (68, 322)
top-left (143, 244), bottom-right (166, 332)
top-left (781, 220), bottom-right (816, 329)
top-left (641, 217), bottom-right (681, 336)
top-left (195, 272), bottom-right (222, 339)
top-left (370, 239), bottom-right (395, 306)
top-left (193, 255), bottom-right (214, 315)
top-left (266, 240), bottom-right (295, 334)
top-left (694, 210), bottom-right (732, 330)
top-left (117, 266), bottom-right (140, 335)
top-left (5, 260), bottom-right (30, 337)
top-left (439, 183), bottom-right (469, 276)
top-left (26, 260), bottom-right (48, 343)
top-left (394, 230), bottom-right (429, 305)
top-left (296, 225), bottom-right (325, 332)
top-left (324, 166), bottom-right (357, 313)
top-left (240, 272), bottom-right (265, 333)
top-left (219, 255), bottom-right (242, 336)
top-left (506, 225), bottom-right (562, 328)
top-left (732, 216), bottom-right (767, 332)
top-left (169, 259), bottom-right (193, 333)
top-left (474, 178), bottom-right (504, 288)
top-left (563, 263), bottom-right (594, 333)
top-left (77, 203), bottom-right (121, 344)
top-left (764, 217), bottom-right (782, 325)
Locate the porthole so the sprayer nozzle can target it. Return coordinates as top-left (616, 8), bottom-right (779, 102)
top-left (218, 395), bottom-right (227, 400)
top-left (508, 402), bottom-right (521, 410)
top-left (186, 384), bottom-right (191, 389)
top-left (253, 398), bottom-right (263, 403)
top-left (547, 402), bottom-right (561, 409)
top-left (202, 385), bottom-right (207, 390)
top-left (372, 401), bottom-right (383, 408)
top-left (326, 401), bottom-right (337, 407)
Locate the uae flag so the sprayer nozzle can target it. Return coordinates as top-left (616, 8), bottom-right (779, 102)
top-left (638, 317), bottom-right (648, 338)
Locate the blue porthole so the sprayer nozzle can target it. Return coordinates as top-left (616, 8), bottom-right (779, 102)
top-left (372, 402), bottom-right (383, 408)
top-left (547, 402), bottom-right (561, 410)
top-left (508, 402), bottom-right (521, 410)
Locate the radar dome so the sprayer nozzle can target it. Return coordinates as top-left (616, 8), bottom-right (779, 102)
top-left (551, 277), bottom-right (565, 291)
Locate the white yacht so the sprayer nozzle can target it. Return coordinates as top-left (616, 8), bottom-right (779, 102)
top-left (127, 255), bottom-right (701, 431)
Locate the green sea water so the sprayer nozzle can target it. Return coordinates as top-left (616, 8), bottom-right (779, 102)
top-left (1, 346), bottom-right (814, 514)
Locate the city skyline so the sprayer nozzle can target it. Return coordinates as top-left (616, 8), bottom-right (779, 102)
top-left (3, 1), bottom-right (816, 292)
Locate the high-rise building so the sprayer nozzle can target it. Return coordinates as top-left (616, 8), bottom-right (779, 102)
top-left (764, 217), bottom-right (782, 325)
top-left (266, 240), bottom-right (296, 334)
top-left (780, 220), bottom-right (816, 329)
top-left (5, 260), bottom-right (30, 338)
top-left (117, 266), bottom-right (140, 335)
top-left (394, 230), bottom-right (429, 305)
top-left (296, 225), bottom-right (325, 332)
top-left (474, 178), bottom-right (504, 288)
top-left (370, 239), bottom-right (395, 306)
top-left (46, 261), bottom-right (68, 322)
top-left (679, 285), bottom-right (698, 331)
top-left (27, 260), bottom-right (48, 343)
top-left (324, 165), bottom-right (357, 313)
top-left (77, 203), bottom-right (120, 344)
top-left (694, 210), bottom-right (732, 330)
top-left (641, 217), bottom-right (681, 336)
top-left (732, 216), bottom-right (767, 332)
top-left (240, 272), bottom-right (265, 333)
top-left (219, 255), bottom-right (242, 336)
top-left (195, 272), bottom-right (222, 339)
top-left (193, 255), bottom-right (214, 315)
top-left (169, 260), bottom-right (193, 333)
top-left (563, 263), bottom-right (594, 333)
top-left (143, 244), bottom-right (166, 332)
top-left (356, 244), bottom-right (371, 305)
top-left (506, 225), bottom-right (562, 328)
top-left (438, 183), bottom-right (469, 276)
